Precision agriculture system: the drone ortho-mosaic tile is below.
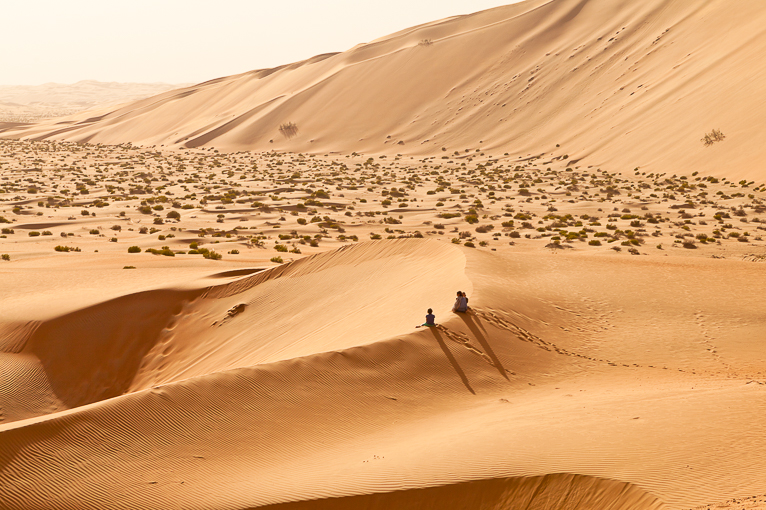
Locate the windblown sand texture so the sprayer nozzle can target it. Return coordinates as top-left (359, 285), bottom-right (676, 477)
top-left (2, 0), bottom-right (766, 509)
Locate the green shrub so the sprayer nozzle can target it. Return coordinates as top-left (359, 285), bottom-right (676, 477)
top-left (1, 228), bottom-right (13, 234)
top-left (29, 231), bottom-right (41, 237)
top-left (274, 244), bottom-right (288, 252)
top-left (54, 245), bottom-right (81, 252)
top-left (203, 250), bottom-right (222, 260)
top-left (1, 254), bottom-right (10, 261)
top-left (270, 256), bottom-right (283, 263)
top-left (128, 246), bottom-right (141, 253)
top-left (166, 210), bottom-right (181, 220)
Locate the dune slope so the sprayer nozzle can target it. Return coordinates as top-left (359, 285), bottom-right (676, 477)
top-left (4, 0), bottom-right (766, 179)
top-left (2, 239), bottom-right (766, 509)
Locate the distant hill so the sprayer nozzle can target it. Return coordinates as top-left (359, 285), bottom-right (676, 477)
top-left (0, 80), bottom-right (190, 122)
top-left (3, 0), bottom-right (766, 179)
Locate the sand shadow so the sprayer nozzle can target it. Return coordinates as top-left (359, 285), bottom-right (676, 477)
top-left (430, 327), bottom-right (475, 395)
top-left (458, 311), bottom-right (508, 380)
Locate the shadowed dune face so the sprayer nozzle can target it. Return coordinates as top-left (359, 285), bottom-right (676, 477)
top-left (254, 474), bottom-right (666, 510)
top-left (4, 0), bottom-right (766, 178)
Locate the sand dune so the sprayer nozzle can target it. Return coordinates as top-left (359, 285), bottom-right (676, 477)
top-left (2, 239), bottom-right (766, 509)
top-left (4, 0), bottom-right (766, 179)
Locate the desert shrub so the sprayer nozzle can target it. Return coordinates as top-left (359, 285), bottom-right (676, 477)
top-left (464, 241), bottom-right (476, 248)
top-left (628, 248), bottom-right (640, 255)
top-left (509, 231), bottom-right (521, 238)
top-left (433, 223), bottom-right (445, 230)
top-left (138, 205), bottom-right (152, 214)
top-left (111, 225), bottom-right (122, 231)
top-left (204, 250), bottom-right (222, 260)
top-left (589, 240), bottom-right (602, 246)
top-left (54, 245), bottom-right (81, 252)
top-left (28, 231), bottom-right (40, 237)
top-left (279, 122), bottom-right (299, 139)
top-left (274, 244), bottom-right (288, 252)
top-left (465, 214), bottom-right (479, 224)
top-left (229, 249), bottom-right (240, 255)
top-left (438, 212), bottom-right (461, 219)
top-left (81, 210), bottom-right (90, 216)
top-left (146, 247), bottom-right (175, 257)
top-left (166, 210), bottom-right (181, 220)
top-left (127, 246), bottom-right (141, 253)
top-left (297, 218), bottom-right (307, 225)
top-left (701, 129), bottom-right (726, 147)
top-left (123, 266), bottom-right (136, 269)
top-left (139, 227), bottom-right (148, 234)
top-left (1, 228), bottom-right (14, 234)
top-left (153, 218), bottom-right (164, 225)
top-left (89, 229), bottom-right (99, 235)
top-left (475, 224), bottom-right (494, 233)
top-left (270, 256), bottom-right (283, 263)
top-left (419, 39), bottom-right (433, 46)
top-left (1, 254), bottom-right (10, 261)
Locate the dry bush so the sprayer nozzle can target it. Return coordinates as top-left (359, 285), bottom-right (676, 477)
top-left (279, 122), bottom-right (299, 139)
top-left (702, 129), bottom-right (726, 147)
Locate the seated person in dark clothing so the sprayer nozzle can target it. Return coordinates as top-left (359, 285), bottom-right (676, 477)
top-left (424, 308), bottom-right (436, 326)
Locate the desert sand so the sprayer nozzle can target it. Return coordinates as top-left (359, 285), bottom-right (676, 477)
top-left (2, 0), bottom-right (766, 509)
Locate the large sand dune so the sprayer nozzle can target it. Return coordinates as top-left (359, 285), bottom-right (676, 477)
top-left (4, 0), bottom-right (766, 179)
top-left (2, 239), bottom-right (766, 509)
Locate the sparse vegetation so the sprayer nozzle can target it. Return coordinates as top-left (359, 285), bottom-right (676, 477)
top-left (279, 122), bottom-right (299, 139)
top-left (702, 129), bottom-right (726, 147)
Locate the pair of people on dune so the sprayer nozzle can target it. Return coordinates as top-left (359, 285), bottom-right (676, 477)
top-left (421, 291), bottom-right (468, 327)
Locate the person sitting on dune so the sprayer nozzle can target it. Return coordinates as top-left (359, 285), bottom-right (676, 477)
top-left (452, 291), bottom-right (468, 313)
top-left (424, 308), bottom-right (436, 327)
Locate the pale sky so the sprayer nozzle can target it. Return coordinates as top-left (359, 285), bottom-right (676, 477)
top-left (3, 0), bottom-right (522, 86)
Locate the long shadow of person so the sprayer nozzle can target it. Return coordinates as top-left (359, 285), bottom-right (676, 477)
top-left (429, 327), bottom-right (475, 395)
top-left (457, 312), bottom-right (509, 380)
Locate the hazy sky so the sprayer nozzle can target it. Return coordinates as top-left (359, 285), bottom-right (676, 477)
top-left (4, 0), bottom-right (521, 86)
